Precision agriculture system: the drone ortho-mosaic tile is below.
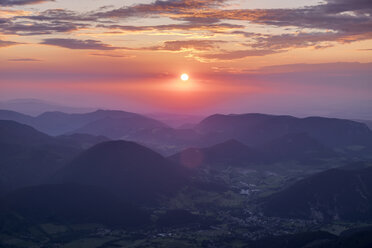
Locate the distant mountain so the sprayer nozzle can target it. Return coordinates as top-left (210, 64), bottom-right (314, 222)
top-left (136, 114), bottom-right (372, 156)
top-left (129, 127), bottom-right (201, 155)
top-left (54, 140), bottom-right (188, 203)
top-left (258, 132), bottom-right (337, 163)
top-left (262, 165), bottom-right (372, 221)
top-left (56, 133), bottom-right (109, 150)
top-left (146, 112), bottom-right (204, 128)
top-left (2, 110), bottom-right (371, 157)
top-left (0, 98), bottom-right (93, 116)
top-left (0, 184), bottom-right (149, 228)
top-left (117, 114), bottom-right (372, 157)
top-left (70, 114), bottom-right (166, 139)
top-left (0, 109), bottom-right (168, 136)
top-left (0, 119), bottom-right (108, 151)
top-left (142, 114), bottom-right (372, 156)
top-left (195, 114), bottom-right (372, 150)
top-left (0, 119), bottom-right (54, 146)
top-left (37, 109), bottom-right (167, 136)
top-left (0, 120), bottom-right (105, 192)
top-left (169, 134), bottom-right (337, 168)
top-left (0, 109), bottom-right (33, 124)
top-left (169, 139), bottom-right (260, 168)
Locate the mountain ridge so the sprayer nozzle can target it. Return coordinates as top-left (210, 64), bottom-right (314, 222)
top-left (53, 140), bottom-right (188, 203)
top-left (262, 165), bottom-right (372, 221)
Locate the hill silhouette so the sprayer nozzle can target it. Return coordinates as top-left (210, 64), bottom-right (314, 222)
top-left (54, 140), bottom-right (188, 202)
top-left (0, 120), bottom-right (77, 191)
top-left (258, 132), bottom-right (337, 163)
top-left (262, 165), bottom-right (372, 221)
top-left (195, 113), bottom-right (372, 150)
top-left (0, 120), bottom-right (106, 192)
top-left (0, 109), bottom-right (167, 136)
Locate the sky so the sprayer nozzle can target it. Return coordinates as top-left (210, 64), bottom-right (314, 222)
top-left (0, 0), bottom-right (372, 118)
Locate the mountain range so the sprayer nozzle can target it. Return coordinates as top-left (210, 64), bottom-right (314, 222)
top-left (0, 99), bottom-right (94, 116)
top-left (0, 109), bottom-right (167, 137)
top-left (170, 133), bottom-right (339, 168)
top-left (262, 163), bottom-right (372, 221)
top-left (1, 109), bottom-right (371, 159)
top-left (257, 132), bottom-right (337, 163)
top-left (195, 113), bottom-right (372, 149)
top-left (1, 108), bottom-right (372, 246)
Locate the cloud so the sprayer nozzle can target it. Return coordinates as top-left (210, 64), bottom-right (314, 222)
top-left (251, 62), bottom-right (372, 74)
top-left (95, 0), bottom-right (371, 33)
top-left (96, 0), bottom-right (227, 19)
top-left (0, 18), bottom-right (87, 35)
top-left (0, 39), bottom-right (20, 48)
top-left (99, 22), bottom-right (242, 33)
top-left (41, 38), bottom-right (119, 50)
top-left (90, 52), bottom-right (134, 58)
top-left (0, 0), bottom-right (54, 6)
top-left (8, 58), bottom-right (41, 62)
top-left (84, 0), bottom-right (371, 60)
top-left (0, 8), bottom-right (93, 36)
top-left (3, 0), bottom-right (371, 60)
top-left (252, 32), bottom-right (339, 50)
top-left (169, 0), bottom-right (372, 34)
top-left (139, 39), bottom-right (225, 51)
top-left (18, 8), bottom-right (97, 22)
top-left (199, 49), bottom-right (279, 60)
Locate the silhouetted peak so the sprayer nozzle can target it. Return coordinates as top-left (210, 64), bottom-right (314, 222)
top-left (55, 140), bottom-right (186, 202)
top-left (90, 109), bottom-right (137, 118)
top-left (73, 140), bottom-right (167, 167)
top-left (0, 120), bottom-right (52, 145)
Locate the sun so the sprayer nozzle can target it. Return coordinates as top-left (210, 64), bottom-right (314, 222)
top-left (171, 73), bottom-right (197, 91)
top-left (180, 73), bottom-right (189, 81)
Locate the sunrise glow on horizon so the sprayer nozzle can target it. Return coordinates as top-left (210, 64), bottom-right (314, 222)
top-left (0, 0), bottom-right (371, 117)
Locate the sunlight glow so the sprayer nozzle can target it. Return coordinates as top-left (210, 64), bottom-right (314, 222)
top-left (181, 73), bottom-right (189, 81)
